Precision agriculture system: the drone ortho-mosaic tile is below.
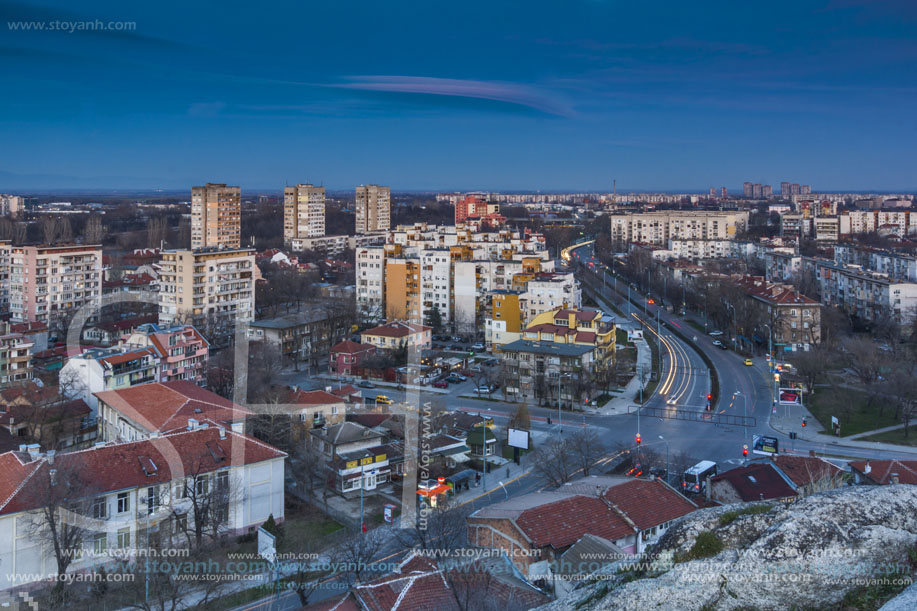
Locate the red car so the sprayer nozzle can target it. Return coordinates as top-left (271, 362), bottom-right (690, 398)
top-left (432, 380), bottom-right (449, 389)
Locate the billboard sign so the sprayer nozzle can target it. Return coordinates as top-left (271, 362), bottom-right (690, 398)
top-left (752, 434), bottom-right (779, 456)
top-left (507, 428), bottom-right (530, 450)
top-left (627, 329), bottom-right (644, 342)
top-left (258, 527), bottom-right (276, 564)
top-left (779, 388), bottom-right (802, 405)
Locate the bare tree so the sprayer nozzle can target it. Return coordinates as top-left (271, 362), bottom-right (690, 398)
top-left (41, 215), bottom-right (61, 244)
top-left (83, 215), bottom-right (104, 244)
top-left (567, 428), bottom-right (605, 476)
top-left (395, 504), bottom-right (471, 552)
top-left (530, 437), bottom-right (577, 488)
top-left (334, 528), bottom-right (386, 585)
top-left (507, 402), bottom-right (531, 431)
top-left (168, 457), bottom-right (237, 550)
top-left (289, 442), bottom-right (329, 506)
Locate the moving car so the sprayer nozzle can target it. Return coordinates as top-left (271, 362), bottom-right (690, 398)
top-left (665, 397), bottom-right (677, 405)
top-left (709, 330), bottom-right (724, 337)
top-left (375, 395), bottom-right (394, 405)
top-left (744, 358), bottom-right (754, 366)
top-left (711, 340), bottom-right (723, 347)
top-left (432, 380), bottom-right (449, 389)
top-left (357, 381), bottom-right (375, 389)
top-left (716, 342), bottom-right (728, 350)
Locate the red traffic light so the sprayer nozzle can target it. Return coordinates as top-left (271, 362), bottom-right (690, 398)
top-left (801, 418), bottom-right (807, 427)
top-left (706, 394), bottom-right (712, 400)
top-left (743, 447), bottom-right (748, 456)
top-left (635, 433), bottom-right (642, 445)
top-left (361, 523), bottom-right (367, 533)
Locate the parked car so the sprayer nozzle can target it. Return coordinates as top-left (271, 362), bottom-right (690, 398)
top-left (709, 330), bottom-right (724, 337)
top-left (711, 340), bottom-right (723, 347)
top-left (432, 380), bottom-right (449, 389)
top-left (452, 336), bottom-right (464, 343)
top-left (449, 344), bottom-right (464, 351)
top-left (471, 342), bottom-right (485, 351)
top-left (716, 342), bottom-right (728, 350)
top-left (357, 381), bottom-right (376, 389)
top-left (453, 373), bottom-right (468, 381)
top-left (474, 385), bottom-right (495, 394)
top-left (375, 395), bottom-right (394, 405)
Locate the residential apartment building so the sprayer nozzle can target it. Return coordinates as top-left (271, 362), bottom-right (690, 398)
top-left (361, 321), bottom-right (431, 351)
top-left (0, 194), bottom-right (23, 217)
top-left (609, 211), bottom-right (748, 247)
top-left (499, 340), bottom-right (597, 404)
top-left (736, 277), bottom-right (822, 351)
top-left (7, 244), bottom-right (103, 328)
top-left (123, 323), bottom-right (209, 385)
top-left (489, 307), bottom-right (616, 357)
top-left (247, 309), bottom-right (352, 373)
top-left (0, 425), bottom-right (284, 591)
top-left (283, 183), bottom-right (325, 247)
top-left (355, 184), bottom-right (391, 234)
top-left (157, 247), bottom-right (256, 331)
top-left (807, 260), bottom-right (917, 326)
top-left (191, 183), bottom-right (241, 249)
top-left (0, 322), bottom-right (33, 386)
top-left (454, 194), bottom-right (504, 226)
top-left (288, 232), bottom-right (385, 257)
top-left (814, 216), bottom-right (840, 242)
top-left (60, 346), bottom-right (161, 414)
top-left (96, 381), bottom-right (250, 442)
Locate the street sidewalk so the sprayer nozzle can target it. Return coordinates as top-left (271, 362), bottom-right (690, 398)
top-left (598, 337), bottom-right (648, 416)
top-left (761, 363), bottom-right (917, 456)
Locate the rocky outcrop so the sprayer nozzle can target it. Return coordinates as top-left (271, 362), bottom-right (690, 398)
top-left (541, 485), bottom-right (917, 611)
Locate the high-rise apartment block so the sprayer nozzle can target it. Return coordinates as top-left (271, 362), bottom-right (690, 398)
top-left (0, 194), bottom-right (23, 217)
top-left (158, 247), bottom-right (256, 331)
top-left (780, 182), bottom-right (811, 197)
top-left (284, 184), bottom-right (326, 248)
top-left (7, 244), bottom-right (103, 328)
top-left (355, 184), bottom-right (391, 234)
top-left (191, 183), bottom-right (242, 249)
top-left (743, 182), bottom-right (772, 199)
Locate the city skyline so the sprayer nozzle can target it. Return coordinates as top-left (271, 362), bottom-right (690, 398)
top-left (2, 1), bottom-right (916, 191)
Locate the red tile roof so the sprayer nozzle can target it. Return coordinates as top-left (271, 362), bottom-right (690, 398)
top-left (362, 322), bottom-right (431, 339)
top-left (515, 496), bottom-right (635, 549)
top-left (603, 479), bottom-right (698, 531)
top-left (769, 456), bottom-right (843, 488)
top-left (575, 331), bottom-right (597, 344)
top-left (849, 460), bottom-right (917, 485)
top-left (98, 347), bottom-right (158, 366)
top-left (0, 426), bottom-right (284, 516)
top-left (93, 381), bottom-right (251, 433)
top-left (285, 389), bottom-right (345, 406)
top-left (146, 326), bottom-right (207, 358)
top-left (710, 463), bottom-right (798, 501)
top-left (9, 321), bottom-right (48, 334)
top-left (331, 340), bottom-right (375, 354)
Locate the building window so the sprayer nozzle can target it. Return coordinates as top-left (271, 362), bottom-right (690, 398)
top-left (117, 492), bottom-right (130, 514)
top-left (92, 496), bottom-right (107, 519)
top-left (117, 528), bottom-right (130, 549)
top-left (93, 533), bottom-right (107, 555)
top-left (147, 486), bottom-right (160, 513)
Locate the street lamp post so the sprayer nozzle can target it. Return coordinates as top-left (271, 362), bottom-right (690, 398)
top-left (734, 391), bottom-right (748, 463)
top-left (762, 323), bottom-right (779, 404)
top-left (658, 435), bottom-right (670, 485)
top-left (724, 301), bottom-right (737, 351)
top-left (557, 372), bottom-right (571, 434)
top-left (359, 459), bottom-right (366, 535)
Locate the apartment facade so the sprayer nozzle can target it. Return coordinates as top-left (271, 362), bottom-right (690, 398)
top-left (157, 248), bottom-right (256, 330)
top-left (0, 194), bottom-right (23, 217)
top-left (191, 183), bottom-right (241, 249)
top-left (609, 211), bottom-right (749, 247)
top-left (60, 346), bottom-right (161, 414)
top-left (499, 340), bottom-right (596, 404)
top-left (247, 309), bottom-right (352, 373)
top-left (355, 184), bottom-right (391, 234)
top-left (283, 183), bottom-right (325, 246)
top-left (123, 323), bottom-right (209, 385)
top-left (736, 277), bottom-right (822, 351)
top-left (8, 244), bottom-right (103, 328)
top-left (0, 322), bottom-right (33, 386)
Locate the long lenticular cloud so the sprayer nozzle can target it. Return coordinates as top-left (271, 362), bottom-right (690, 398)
top-left (331, 75), bottom-right (572, 117)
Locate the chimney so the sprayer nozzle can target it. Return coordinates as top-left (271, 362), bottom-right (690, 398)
top-left (47, 450), bottom-right (56, 465)
top-left (26, 444), bottom-right (41, 459)
top-left (187, 418), bottom-right (199, 431)
top-left (864, 461), bottom-right (872, 474)
top-left (218, 427), bottom-right (226, 440)
top-left (18, 444), bottom-right (28, 453)
top-left (49, 469), bottom-right (57, 486)
top-left (891, 473), bottom-right (900, 485)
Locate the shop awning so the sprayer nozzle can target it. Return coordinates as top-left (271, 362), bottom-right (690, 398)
top-left (417, 484), bottom-right (450, 497)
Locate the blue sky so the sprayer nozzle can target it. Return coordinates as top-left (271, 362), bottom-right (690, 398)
top-left (1, 0), bottom-right (915, 191)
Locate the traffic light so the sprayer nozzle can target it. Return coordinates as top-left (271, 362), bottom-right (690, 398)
top-left (707, 394), bottom-right (712, 401)
top-left (743, 445), bottom-right (748, 457)
top-left (801, 418), bottom-right (807, 428)
top-left (705, 394), bottom-right (712, 411)
top-left (635, 433), bottom-right (642, 445)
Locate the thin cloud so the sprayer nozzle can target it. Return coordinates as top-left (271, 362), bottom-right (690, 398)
top-left (329, 75), bottom-right (573, 117)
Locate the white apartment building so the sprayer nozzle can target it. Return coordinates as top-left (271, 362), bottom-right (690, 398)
top-left (158, 248), bottom-right (256, 330)
top-left (524, 272), bottom-right (581, 320)
top-left (814, 217), bottom-right (840, 242)
top-left (356, 246), bottom-right (387, 321)
top-left (0, 426), bottom-right (285, 591)
top-left (191, 183), bottom-right (241, 249)
top-left (667, 239), bottom-right (735, 261)
top-left (0, 322), bottom-right (33, 385)
top-left (60, 346), bottom-right (161, 415)
top-left (355, 184), bottom-right (391, 234)
top-left (288, 232), bottom-right (385, 256)
top-left (609, 211), bottom-right (749, 247)
top-left (0, 194), bottom-right (23, 216)
top-left (7, 244), bottom-right (103, 328)
top-left (765, 251), bottom-right (803, 282)
top-left (284, 184), bottom-right (325, 245)
top-left (804, 259), bottom-right (917, 326)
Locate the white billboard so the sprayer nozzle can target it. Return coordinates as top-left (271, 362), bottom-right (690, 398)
top-left (627, 329), bottom-right (644, 341)
top-left (507, 428), bottom-right (530, 450)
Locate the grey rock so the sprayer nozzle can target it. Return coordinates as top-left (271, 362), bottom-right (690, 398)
top-left (539, 485), bottom-right (917, 611)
